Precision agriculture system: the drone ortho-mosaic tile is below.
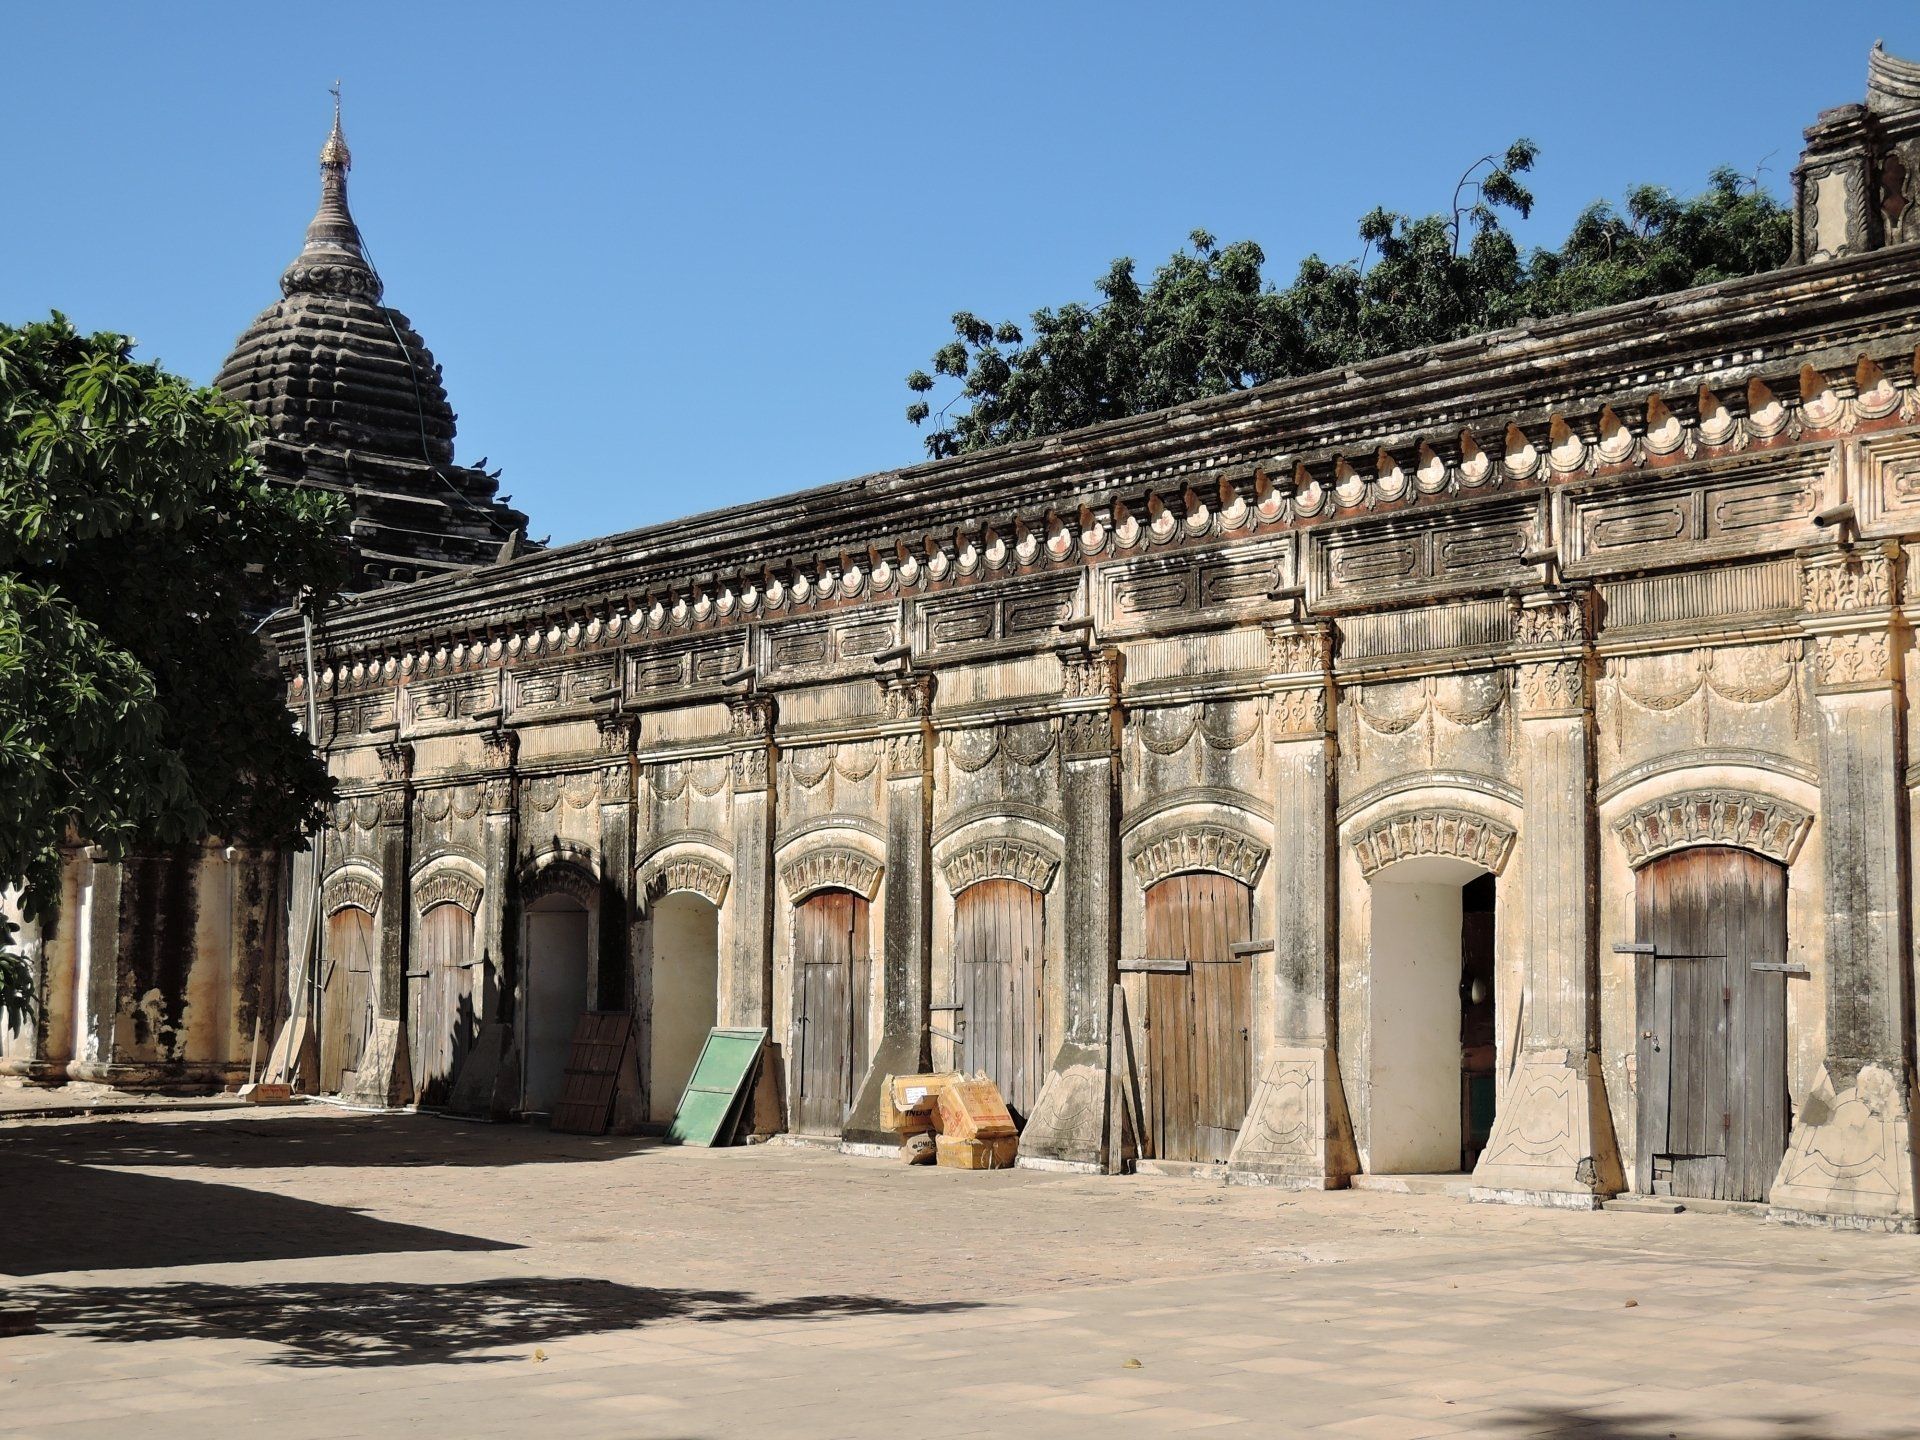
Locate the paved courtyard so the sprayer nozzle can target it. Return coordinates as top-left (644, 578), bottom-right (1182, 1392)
top-left (3, 1106), bottom-right (1919, 1438)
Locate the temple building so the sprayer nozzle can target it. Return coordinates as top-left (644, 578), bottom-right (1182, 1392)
top-left (14, 49), bottom-right (1920, 1232)
top-left (0, 104), bottom-right (529, 1089)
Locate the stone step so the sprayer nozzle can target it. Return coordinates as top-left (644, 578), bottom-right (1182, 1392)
top-left (1350, 1172), bottom-right (1476, 1197)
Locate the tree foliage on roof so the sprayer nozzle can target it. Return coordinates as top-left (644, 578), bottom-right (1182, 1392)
top-left (0, 315), bottom-right (347, 1026)
top-left (905, 146), bottom-right (1792, 458)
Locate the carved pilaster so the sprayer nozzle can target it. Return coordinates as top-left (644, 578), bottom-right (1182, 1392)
top-left (1234, 622), bottom-right (1354, 1187)
top-left (347, 739), bottom-right (414, 1108)
top-left (1022, 644), bottom-right (1124, 1170)
top-left (1475, 587), bottom-right (1621, 1206)
top-left (724, 692), bottom-right (776, 1031)
top-left (1776, 541), bottom-right (1915, 1227)
top-left (846, 672), bottom-right (936, 1143)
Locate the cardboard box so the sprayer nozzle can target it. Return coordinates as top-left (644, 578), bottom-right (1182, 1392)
top-left (935, 1133), bottom-right (1018, 1170)
top-left (934, 1077), bottom-right (1017, 1140)
top-left (882, 1072), bottom-right (958, 1133)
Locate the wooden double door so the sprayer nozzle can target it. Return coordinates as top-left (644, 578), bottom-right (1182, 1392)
top-left (1142, 872), bottom-right (1253, 1163)
top-left (1634, 846), bottom-right (1789, 1203)
top-left (792, 889), bottom-right (872, 1135)
top-left (954, 878), bottom-right (1045, 1121)
top-left (320, 907), bottom-right (375, 1093)
top-left (408, 903), bottom-right (479, 1106)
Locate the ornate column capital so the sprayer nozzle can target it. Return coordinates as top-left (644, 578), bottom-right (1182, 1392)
top-left (727, 693), bottom-right (776, 792)
top-left (374, 740), bottom-right (413, 826)
top-left (1510, 588), bottom-right (1593, 719)
top-left (878, 671), bottom-right (936, 721)
top-left (1510, 587), bottom-right (1592, 653)
top-left (1058, 645), bottom-right (1123, 703)
top-left (1263, 622), bottom-right (1333, 679)
top-left (1801, 542), bottom-right (1901, 694)
top-left (479, 728), bottom-right (517, 815)
top-left (876, 673), bottom-right (934, 779)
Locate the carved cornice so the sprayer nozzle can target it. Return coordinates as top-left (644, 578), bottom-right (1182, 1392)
top-left (1353, 808), bottom-right (1516, 879)
top-left (414, 870), bottom-right (482, 916)
top-left (638, 853), bottom-right (731, 910)
top-left (940, 836), bottom-right (1060, 895)
top-left (1613, 788), bottom-right (1814, 868)
top-left (281, 281), bottom-right (1920, 709)
top-left (1129, 825), bottom-right (1268, 889)
top-left (779, 846), bottom-right (883, 902)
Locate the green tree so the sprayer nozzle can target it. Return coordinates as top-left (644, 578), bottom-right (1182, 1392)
top-left (907, 147), bottom-right (1792, 458)
top-left (0, 315), bottom-right (346, 1027)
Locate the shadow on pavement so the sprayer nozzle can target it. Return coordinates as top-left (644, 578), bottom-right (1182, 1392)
top-left (0, 1111), bottom-right (661, 1169)
top-left (0, 1159), bottom-right (514, 1275)
top-left (6, 1277), bottom-right (984, 1367)
top-left (1483, 1406), bottom-right (1917, 1438)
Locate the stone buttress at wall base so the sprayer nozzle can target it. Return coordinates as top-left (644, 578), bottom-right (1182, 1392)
top-left (340, 1018), bottom-right (413, 1109)
top-left (1469, 1047), bottom-right (1622, 1208)
top-left (1017, 1039), bottom-right (1106, 1171)
top-left (446, 1022), bottom-right (520, 1121)
top-left (1227, 1046), bottom-right (1358, 1188)
top-left (1768, 1063), bottom-right (1919, 1232)
top-left (842, 1029), bottom-right (926, 1147)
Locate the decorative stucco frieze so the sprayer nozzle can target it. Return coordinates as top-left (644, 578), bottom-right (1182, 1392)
top-left (638, 854), bottom-right (731, 910)
top-left (1612, 788), bottom-right (1814, 868)
top-left (322, 870), bottom-right (381, 917)
top-left (779, 846), bottom-right (883, 902)
top-left (1352, 807), bottom-right (1516, 879)
top-left (413, 870), bottom-right (482, 916)
top-left (940, 837), bottom-right (1060, 895)
top-left (1129, 825), bottom-right (1268, 889)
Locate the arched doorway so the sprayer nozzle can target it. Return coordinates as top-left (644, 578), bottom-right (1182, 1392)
top-left (646, 890), bottom-right (720, 1122)
top-left (1633, 845), bottom-right (1788, 1203)
top-left (1142, 871), bottom-right (1252, 1163)
top-left (410, 900), bottom-right (476, 1106)
top-left (320, 904), bottom-right (374, 1093)
top-left (522, 890), bottom-right (591, 1114)
top-left (1365, 856), bottom-right (1498, 1174)
top-left (792, 887), bottom-right (871, 1136)
top-left (954, 878), bottom-right (1044, 1123)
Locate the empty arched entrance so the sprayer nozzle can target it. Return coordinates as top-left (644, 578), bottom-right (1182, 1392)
top-left (954, 877), bottom-right (1045, 1123)
top-left (1634, 845), bottom-right (1788, 1202)
top-left (1365, 857), bottom-right (1498, 1174)
top-left (646, 890), bottom-right (720, 1122)
top-left (522, 890), bottom-right (591, 1114)
top-left (1141, 871), bottom-right (1252, 1164)
top-left (791, 888), bottom-right (871, 1136)
top-left (410, 901), bottom-right (476, 1106)
top-left (320, 905), bottom-right (374, 1093)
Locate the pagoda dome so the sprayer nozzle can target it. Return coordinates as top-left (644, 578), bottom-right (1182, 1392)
top-left (215, 98), bottom-right (531, 587)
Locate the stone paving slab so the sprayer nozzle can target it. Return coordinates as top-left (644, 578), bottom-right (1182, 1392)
top-left (3, 1107), bottom-right (1920, 1437)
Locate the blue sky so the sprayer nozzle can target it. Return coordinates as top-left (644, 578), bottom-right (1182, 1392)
top-left (5, 4), bottom-right (1916, 545)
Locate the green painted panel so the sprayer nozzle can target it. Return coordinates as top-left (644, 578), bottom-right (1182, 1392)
top-left (667, 1028), bottom-right (768, 1146)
